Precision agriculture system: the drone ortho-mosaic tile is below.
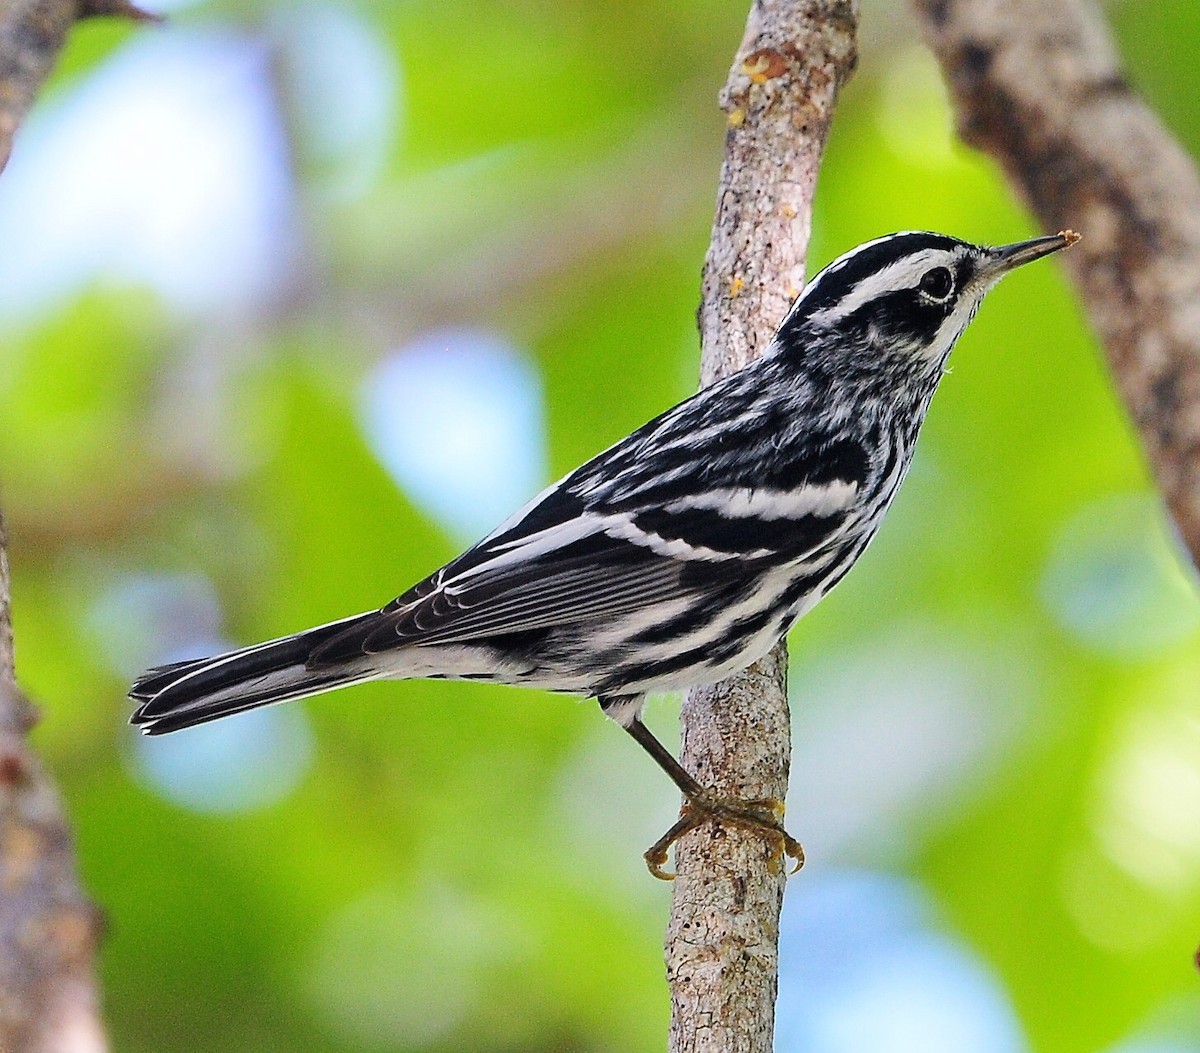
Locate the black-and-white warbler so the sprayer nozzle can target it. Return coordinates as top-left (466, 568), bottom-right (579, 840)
top-left (131, 229), bottom-right (1077, 876)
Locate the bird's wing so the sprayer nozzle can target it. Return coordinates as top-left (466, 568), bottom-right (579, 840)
top-left (309, 370), bottom-right (871, 664)
top-left (306, 492), bottom-right (723, 663)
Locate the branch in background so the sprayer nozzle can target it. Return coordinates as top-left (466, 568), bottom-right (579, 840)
top-left (0, 2), bottom-right (154, 1050)
top-left (667, 3), bottom-right (858, 1051)
top-left (0, 0), bottom-right (74, 172)
top-left (913, 0), bottom-right (1200, 567)
top-left (0, 513), bottom-right (106, 1053)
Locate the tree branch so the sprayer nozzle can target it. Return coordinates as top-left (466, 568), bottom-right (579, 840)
top-left (666, 3), bottom-right (858, 1050)
top-left (0, 1), bottom-right (154, 1049)
top-left (0, 0), bottom-right (74, 171)
top-left (0, 514), bottom-right (106, 1053)
top-left (913, 0), bottom-right (1200, 567)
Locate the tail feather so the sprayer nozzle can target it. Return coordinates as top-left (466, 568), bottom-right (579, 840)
top-left (129, 613), bottom-right (381, 735)
top-left (129, 658), bottom-right (211, 701)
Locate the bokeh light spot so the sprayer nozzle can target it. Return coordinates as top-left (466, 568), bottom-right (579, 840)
top-left (87, 571), bottom-right (224, 679)
top-left (777, 870), bottom-right (1028, 1053)
top-left (132, 704), bottom-right (314, 814)
top-left (1041, 492), bottom-right (1200, 658)
top-left (1092, 676), bottom-right (1200, 895)
top-left (272, 3), bottom-right (399, 200)
top-left (788, 625), bottom-right (1034, 858)
top-left (0, 30), bottom-right (295, 323)
top-left (361, 329), bottom-right (548, 542)
top-left (91, 571), bottom-right (315, 813)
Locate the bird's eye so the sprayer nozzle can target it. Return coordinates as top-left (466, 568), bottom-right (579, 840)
top-left (918, 266), bottom-right (954, 300)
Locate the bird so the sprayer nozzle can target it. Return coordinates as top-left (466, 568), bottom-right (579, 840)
top-left (130, 228), bottom-right (1078, 878)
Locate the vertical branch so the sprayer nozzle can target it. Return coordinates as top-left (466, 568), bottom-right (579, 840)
top-left (0, 1), bottom-right (154, 1049)
top-left (0, 511), bottom-right (106, 1053)
top-left (913, 0), bottom-right (1200, 568)
top-left (666, 3), bottom-right (858, 1051)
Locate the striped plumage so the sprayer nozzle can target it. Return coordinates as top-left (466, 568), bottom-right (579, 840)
top-left (130, 229), bottom-right (1076, 873)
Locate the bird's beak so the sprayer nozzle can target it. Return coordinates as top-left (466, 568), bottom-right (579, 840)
top-left (979, 230), bottom-right (1080, 282)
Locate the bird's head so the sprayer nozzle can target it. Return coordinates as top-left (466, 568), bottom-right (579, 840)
top-left (776, 230), bottom-right (1077, 385)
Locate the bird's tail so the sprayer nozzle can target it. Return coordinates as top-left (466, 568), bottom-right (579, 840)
top-left (129, 613), bottom-right (381, 735)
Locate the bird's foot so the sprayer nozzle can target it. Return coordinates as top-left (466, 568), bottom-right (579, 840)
top-left (643, 793), bottom-right (805, 880)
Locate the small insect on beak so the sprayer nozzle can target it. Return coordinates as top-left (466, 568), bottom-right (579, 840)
top-left (980, 229), bottom-right (1081, 281)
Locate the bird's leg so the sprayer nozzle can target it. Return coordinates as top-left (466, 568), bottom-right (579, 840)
top-left (605, 701), bottom-right (804, 881)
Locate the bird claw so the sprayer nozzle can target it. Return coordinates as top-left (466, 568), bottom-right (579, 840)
top-left (643, 794), bottom-right (805, 880)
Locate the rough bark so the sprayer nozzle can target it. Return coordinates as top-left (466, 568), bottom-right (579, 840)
top-left (0, 514), bottom-right (106, 1053)
top-left (666, 3), bottom-right (859, 1051)
top-left (0, 1), bottom-right (153, 1050)
top-left (913, 0), bottom-right (1200, 568)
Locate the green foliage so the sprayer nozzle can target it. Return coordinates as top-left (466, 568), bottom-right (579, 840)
top-left (3, 0), bottom-right (1200, 1050)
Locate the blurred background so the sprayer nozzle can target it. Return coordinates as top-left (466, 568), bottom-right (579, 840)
top-left (2, 0), bottom-right (1199, 1050)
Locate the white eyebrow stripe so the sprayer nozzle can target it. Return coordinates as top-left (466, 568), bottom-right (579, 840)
top-left (809, 249), bottom-right (957, 326)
